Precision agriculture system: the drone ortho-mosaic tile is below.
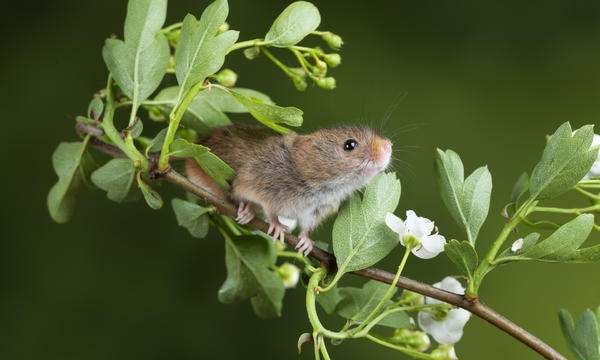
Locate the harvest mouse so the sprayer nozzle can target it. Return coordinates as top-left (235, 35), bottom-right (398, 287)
top-left (185, 124), bottom-right (393, 255)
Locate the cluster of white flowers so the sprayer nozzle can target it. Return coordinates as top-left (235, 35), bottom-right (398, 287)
top-left (583, 134), bottom-right (600, 180)
top-left (384, 210), bottom-right (471, 357)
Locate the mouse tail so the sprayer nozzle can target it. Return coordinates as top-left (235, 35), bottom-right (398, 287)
top-left (184, 159), bottom-right (228, 201)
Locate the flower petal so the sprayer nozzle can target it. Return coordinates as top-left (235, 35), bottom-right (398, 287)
top-left (405, 210), bottom-right (434, 238)
top-left (421, 234), bottom-right (447, 254)
top-left (385, 212), bottom-right (405, 236)
top-left (434, 277), bottom-right (466, 295)
top-left (412, 245), bottom-right (440, 259)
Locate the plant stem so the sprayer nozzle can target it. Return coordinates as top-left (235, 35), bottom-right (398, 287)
top-left (306, 268), bottom-right (350, 340)
top-left (261, 48), bottom-right (299, 78)
top-left (227, 38), bottom-right (267, 54)
top-left (157, 82), bottom-right (206, 171)
top-left (160, 22), bottom-right (182, 34)
top-left (354, 247), bottom-right (411, 332)
top-left (100, 77), bottom-right (147, 170)
top-left (533, 204), bottom-right (600, 214)
top-left (365, 335), bottom-right (435, 360)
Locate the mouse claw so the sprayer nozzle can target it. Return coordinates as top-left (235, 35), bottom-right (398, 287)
top-left (295, 234), bottom-right (314, 256)
top-left (266, 218), bottom-right (288, 243)
top-left (236, 202), bottom-right (255, 225)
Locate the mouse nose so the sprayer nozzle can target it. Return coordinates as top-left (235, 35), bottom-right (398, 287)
top-left (372, 138), bottom-right (392, 167)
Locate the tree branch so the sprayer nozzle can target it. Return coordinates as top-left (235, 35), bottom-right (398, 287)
top-left (84, 130), bottom-right (566, 360)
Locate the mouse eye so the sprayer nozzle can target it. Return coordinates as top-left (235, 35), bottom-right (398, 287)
top-left (344, 139), bottom-right (358, 151)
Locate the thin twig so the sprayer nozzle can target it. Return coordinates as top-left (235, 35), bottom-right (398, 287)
top-left (83, 129), bottom-right (566, 360)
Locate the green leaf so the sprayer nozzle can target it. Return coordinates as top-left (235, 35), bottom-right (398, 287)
top-left (265, 1), bottom-right (321, 47)
top-left (530, 123), bottom-right (597, 200)
top-left (497, 233), bottom-right (540, 259)
top-left (511, 172), bottom-right (530, 206)
top-left (570, 245), bottom-right (600, 263)
top-left (171, 198), bottom-right (211, 238)
top-left (316, 286), bottom-right (343, 314)
top-left (444, 240), bottom-right (478, 279)
top-left (175, 0), bottom-right (238, 98)
top-left (559, 309), bottom-right (600, 360)
top-left (169, 138), bottom-right (235, 189)
top-left (228, 88), bottom-right (303, 133)
top-left (102, 0), bottom-right (169, 106)
top-left (146, 128), bottom-right (168, 154)
top-left (435, 149), bottom-right (492, 244)
top-left (153, 86), bottom-right (273, 134)
top-left (91, 158), bottom-right (136, 203)
top-left (136, 173), bottom-right (163, 210)
top-left (519, 215), bottom-right (594, 261)
top-left (333, 173), bottom-right (401, 275)
top-left (87, 97), bottom-right (104, 120)
top-left (47, 141), bottom-right (96, 223)
top-left (218, 234), bottom-right (285, 318)
top-left (336, 281), bottom-right (411, 329)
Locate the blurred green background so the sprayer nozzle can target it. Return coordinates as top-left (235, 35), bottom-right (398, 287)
top-left (1, 0), bottom-right (600, 359)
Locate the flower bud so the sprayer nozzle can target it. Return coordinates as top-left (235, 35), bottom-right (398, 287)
top-left (214, 68), bottom-right (238, 87)
top-left (321, 31), bottom-right (344, 49)
top-left (277, 263), bottom-right (301, 288)
top-left (398, 290), bottom-right (424, 306)
top-left (217, 22), bottom-right (230, 34)
top-left (147, 107), bottom-right (166, 122)
top-left (293, 76), bottom-right (308, 91)
top-left (244, 47), bottom-right (260, 60)
top-left (314, 59), bottom-right (328, 76)
top-left (390, 329), bottom-right (431, 352)
top-left (315, 77), bottom-right (336, 90)
top-left (323, 53), bottom-right (341, 68)
top-left (430, 345), bottom-right (458, 360)
top-left (166, 29), bottom-right (181, 47)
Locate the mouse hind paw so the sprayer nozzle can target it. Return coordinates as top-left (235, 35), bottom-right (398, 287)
top-left (235, 202), bottom-right (255, 225)
top-left (266, 217), bottom-right (288, 243)
top-left (296, 233), bottom-right (314, 256)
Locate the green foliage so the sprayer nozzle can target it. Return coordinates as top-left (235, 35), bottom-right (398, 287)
top-left (91, 158), bottom-right (136, 203)
top-left (169, 138), bottom-right (234, 189)
top-left (218, 233), bottom-right (285, 318)
top-left (335, 281), bottom-right (411, 329)
top-left (332, 172), bottom-right (401, 276)
top-left (47, 141), bottom-right (96, 223)
top-left (171, 198), bottom-right (211, 238)
top-left (510, 172), bottom-right (530, 207)
top-left (153, 86), bottom-right (273, 133)
top-left (136, 173), bottom-right (163, 210)
top-left (265, 1), bottom-right (321, 47)
top-left (559, 309), bottom-right (600, 360)
top-left (530, 122), bottom-right (597, 200)
top-left (175, 0), bottom-right (237, 98)
top-left (435, 149), bottom-right (492, 245)
top-left (102, 0), bottom-right (169, 112)
top-left (445, 240), bottom-right (478, 280)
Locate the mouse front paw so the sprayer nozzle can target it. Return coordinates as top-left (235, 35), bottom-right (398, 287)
top-left (296, 233), bottom-right (314, 256)
top-left (235, 201), bottom-right (255, 225)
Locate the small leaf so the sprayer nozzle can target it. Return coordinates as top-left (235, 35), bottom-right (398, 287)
top-left (153, 86), bottom-right (273, 134)
top-left (519, 215), bottom-right (594, 261)
top-left (228, 89), bottom-right (303, 133)
top-left (87, 97), bottom-right (104, 120)
top-left (146, 128), bottom-right (168, 154)
top-left (265, 1), bottom-right (321, 47)
top-left (129, 118), bottom-right (144, 138)
top-left (435, 149), bottom-right (492, 244)
top-left (218, 234), bottom-right (285, 318)
top-left (511, 172), bottom-right (530, 205)
top-left (497, 233), bottom-right (540, 259)
top-left (336, 281), bottom-right (411, 329)
top-left (444, 240), bottom-right (478, 279)
top-left (175, 0), bottom-right (238, 98)
top-left (171, 198), bottom-right (211, 238)
top-left (570, 245), bottom-right (600, 263)
top-left (560, 309), bottom-right (600, 360)
top-left (169, 138), bottom-right (234, 189)
top-left (333, 172), bottom-right (401, 276)
top-left (137, 173), bottom-right (163, 210)
top-left (530, 123), bottom-right (597, 200)
top-left (47, 141), bottom-right (96, 223)
top-left (102, 0), bottom-right (170, 107)
top-left (316, 286), bottom-right (343, 314)
top-left (91, 158), bottom-right (136, 203)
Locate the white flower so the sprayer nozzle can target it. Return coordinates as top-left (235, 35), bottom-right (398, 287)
top-left (277, 263), bottom-right (300, 289)
top-left (583, 134), bottom-right (600, 180)
top-left (418, 277), bottom-right (471, 344)
top-left (385, 210), bottom-right (447, 259)
top-left (511, 238), bottom-right (524, 252)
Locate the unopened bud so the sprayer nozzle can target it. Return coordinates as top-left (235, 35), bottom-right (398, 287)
top-left (430, 345), bottom-right (458, 360)
top-left (315, 77), bottom-right (336, 90)
top-left (321, 31), bottom-right (344, 49)
top-left (323, 53), bottom-right (341, 68)
top-left (398, 290), bottom-right (424, 306)
top-left (390, 329), bottom-right (431, 352)
top-left (214, 68), bottom-right (238, 87)
top-left (244, 47), bottom-right (260, 60)
top-left (292, 76), bottom-right (308, 91)
top-left (277, 263), bottom-right (301, 288)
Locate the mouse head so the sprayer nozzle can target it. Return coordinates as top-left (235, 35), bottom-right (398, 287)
top-left (291, 126), bottom-right (393, 186)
